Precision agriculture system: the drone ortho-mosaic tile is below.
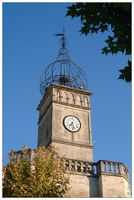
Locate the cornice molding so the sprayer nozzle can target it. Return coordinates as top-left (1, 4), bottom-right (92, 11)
top-left (52, 138), bottom-right (93, 149)
top-left (37, 84), bottom-right (92, 110)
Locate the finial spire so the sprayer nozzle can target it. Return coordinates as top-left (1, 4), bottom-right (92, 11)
top-left (54, 27), bottom-right (67, 48)
top-left (63, 26), bottom-right (65, 34)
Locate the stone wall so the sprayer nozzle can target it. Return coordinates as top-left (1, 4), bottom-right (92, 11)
top-left (67, 174), bottom-right (99, 198)
top-left (98, 174), bottom-right (131, 197)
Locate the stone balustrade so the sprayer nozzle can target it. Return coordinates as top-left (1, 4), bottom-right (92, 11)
top-left (8, 149), bottom-right (130, 181)
top-left (63, 158), bottom-right (130, 181)
top-left (97, 160), bottom-right (129, 180)
top-left (9, 148), bottom-right (36, 163)
top-left (63, 158), bottom-right (97, 175)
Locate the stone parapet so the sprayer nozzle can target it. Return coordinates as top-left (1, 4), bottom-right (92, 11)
top-left (64, 158), bottom-right (97, 176)
top-left (96, 160), bottom-right (130, 181)
top-left (63, 158), bottom-right (130, 181)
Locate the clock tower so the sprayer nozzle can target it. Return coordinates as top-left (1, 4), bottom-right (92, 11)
top-left (37, 32), bottom-right (93, 162)
top-left (36, 31), bottom-right (131, 198)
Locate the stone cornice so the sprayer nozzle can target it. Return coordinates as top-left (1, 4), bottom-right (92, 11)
top-left (37, 84), bottom-right (92, 110)
top-left (52, 138), bottom-right (93, 149)
top-left (51, 84), bottom-right (92, 96)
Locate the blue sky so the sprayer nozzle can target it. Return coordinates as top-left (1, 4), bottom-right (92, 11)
top-left (2, 2), bottom-right (132, 184)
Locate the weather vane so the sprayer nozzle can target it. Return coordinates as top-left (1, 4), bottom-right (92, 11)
top-left (54, 26), bottom-right (65, 37)
top-left (54, 26), bottom-right (67, 48)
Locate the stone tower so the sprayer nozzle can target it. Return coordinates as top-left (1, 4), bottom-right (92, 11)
top-left (37, 32), bottom-right (131, 197)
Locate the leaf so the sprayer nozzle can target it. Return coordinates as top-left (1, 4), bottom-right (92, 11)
top-left (118, 60), bottom-right (131, 82)
top-left (66, 4), bottom-right (77, 18)
top-left (101, 47), bottom-right (110, 55)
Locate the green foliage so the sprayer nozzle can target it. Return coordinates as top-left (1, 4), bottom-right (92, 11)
top-left (66, 3), bottom-right (131, 82)
top-left (118, 60), bottom-right (131, 83)
top-left (3, 145), bottom-right (69, 197)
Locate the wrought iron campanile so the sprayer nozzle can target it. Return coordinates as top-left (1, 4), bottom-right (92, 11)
top-left (40, 30), bottom-right (88, 96)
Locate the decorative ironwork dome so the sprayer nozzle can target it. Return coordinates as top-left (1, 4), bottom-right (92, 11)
top-left (40, 31), bottom-right (88, 96)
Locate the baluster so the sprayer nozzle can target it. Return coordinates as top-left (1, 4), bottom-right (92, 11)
top-left (116, 164), bottom-right (119, 174)
top-left (114, 163), bottom-right (117, 174)
top-left (88, 164), bottom-right (92, 174)
top-left (127, 170), bottom-right (129, 179)
top-left (124, 167), bottom-right (127, 177)
top-left (113, 163), bottom-right (115, 173)
top-left (88, 164), bottom-right (92, 173)
top-left (80, 162), bottom-right (84, 173)
top-left (75, 161), bottom-right (78, 172)
top-left (103, 162), bottom-right (106, 172)
top-left (71, 161), bottom-right (75, 171)
top-left (83, 163), bottom-right (86, 172)
top-left (85, 163), bottom-right (88, 173)
top-left (104, 161), bottom-right (108, 172)
top-left (119, 163), bottom-right (123, 175)
top-left (110, 162), bottom-right (113, 173)
top-left (100, 161), bottom-right (104, 173)
top-left (69, 160), bottom-right (72, 171)
top-left (123, 167), bottom-right (125, 175)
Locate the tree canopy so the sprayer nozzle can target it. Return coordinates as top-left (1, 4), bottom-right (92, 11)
top-left (66, 2), bottom-right (131, 82)
top-left (3, 145), bottom-right (69, 197)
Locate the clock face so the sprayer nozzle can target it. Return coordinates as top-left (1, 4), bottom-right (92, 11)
top-left (63, 115), bottom-right (81, 132)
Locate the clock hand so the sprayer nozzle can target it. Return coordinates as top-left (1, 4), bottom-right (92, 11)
top-left (69, 122), bottom-right (73, 126)
top-left (70, 122), bottom-right (75, 129)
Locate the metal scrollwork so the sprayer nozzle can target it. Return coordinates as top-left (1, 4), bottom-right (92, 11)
top-left (40, 30), bottom-right (88, 96)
